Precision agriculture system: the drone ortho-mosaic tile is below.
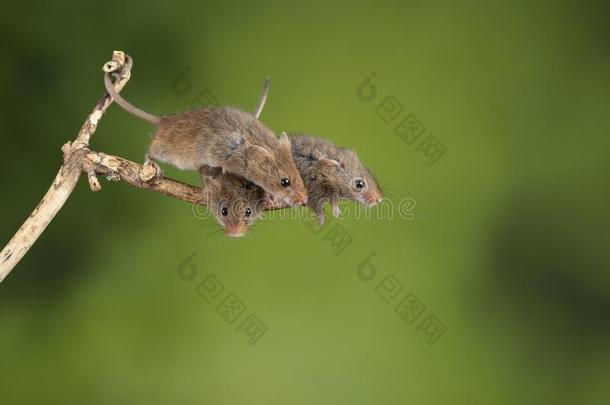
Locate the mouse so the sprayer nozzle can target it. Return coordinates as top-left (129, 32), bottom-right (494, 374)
top-left (104, 72), bottom-right (307, 206)
top-left (199, 166), bottom-right (268, 237)
top-left (288, 134), bottom-right (383, 224)
top-left (196, 78), bottom-right (271, 237)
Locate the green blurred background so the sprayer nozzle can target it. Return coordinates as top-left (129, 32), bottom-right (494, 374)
top-left (1, 0), bottom-right (609, 403)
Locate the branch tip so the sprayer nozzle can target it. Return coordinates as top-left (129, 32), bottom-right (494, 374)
top-left (87, 171), bottom-right (102, 192)
top-left (102, 50), bottom-right (128, 73)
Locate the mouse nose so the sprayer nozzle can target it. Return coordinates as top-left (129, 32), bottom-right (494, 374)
top-left (225, 224), bottom-right (247, 238)
top-left (291, 191), bottom-right (308, 206)
top-left (368, 191), bottom-right (383, 205)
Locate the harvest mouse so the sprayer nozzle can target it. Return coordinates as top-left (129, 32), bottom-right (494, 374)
top-left (196, 78), bottom-right (271, 237)
top-left (289, 134), bottom-right (383, 224)
top-left (104, 71), bottom-right (307, 206)
top-left (200, 166), bottom-right (267, 237)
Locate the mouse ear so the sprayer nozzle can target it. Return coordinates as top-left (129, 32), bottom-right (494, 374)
top-left (278, 132), bottom-right (291, 148)
top-left (245, 144), bottom-right (273, 161)
top-left (319, 158), bottom-right (341, 168)
top-left (259, 192), bottom-right (282, 211)
top-left (200, 166), bottom-right (222, 178)
top-left (200, 167), bottom-right (222, 191)
top-left (340, 148), bottom-right (358, 159)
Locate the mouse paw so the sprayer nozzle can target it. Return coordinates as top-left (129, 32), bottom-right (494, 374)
top-left (140, 158), bottom-right (163, 183)
top-left (332, 202), bottom-right (341, 219)
top-left (317, 212), bottom-right (326, 226)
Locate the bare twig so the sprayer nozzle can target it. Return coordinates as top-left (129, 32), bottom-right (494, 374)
top-left (84, 151), bottom-right (207, 204)
top-left (0, 51), bottom-right (133, 282)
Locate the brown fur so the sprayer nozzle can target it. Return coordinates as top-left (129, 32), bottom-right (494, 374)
top-left (289, 134), bottom-right (383, 224)
top-left (200, 167), bottom-right (268, 237)
top-left (148, 107), bottom-right (306, 205)
top-left (103, 73), bottom-right (304, 204)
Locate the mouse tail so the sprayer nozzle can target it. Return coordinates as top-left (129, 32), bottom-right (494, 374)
top-left (252, 76), bottom-right (270, 119)
top-left (104, 72), bottom-right (162, 126)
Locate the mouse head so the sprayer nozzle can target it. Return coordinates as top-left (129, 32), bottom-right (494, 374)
top-left (201, 167), bottom-right (266, 237)
top-left (318, 148), bottom-right (383, 206)
top-left (244, 132), bottom-right (307, 206)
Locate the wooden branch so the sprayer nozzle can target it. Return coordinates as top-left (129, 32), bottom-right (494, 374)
top-left (0, 51), bottom-right (133, 282)
top-left (83, 151), bottom-right (208, 205)
top-left (84, 151), bottom-right (295, 211)
top-left (0, 51), bottom-right (292, 283)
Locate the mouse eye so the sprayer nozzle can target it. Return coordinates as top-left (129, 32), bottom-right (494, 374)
top-left (355, 179), bottom-right (365, 189)
top-left (281, 178), bottom-right (290, 187)
top-left (245, 208), bottom-right (252, 217)
top-left (221, 207), bottom-right (229, 216)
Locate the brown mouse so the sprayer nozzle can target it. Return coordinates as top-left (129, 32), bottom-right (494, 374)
top-left (197, 78), bottom-right (271, 237)
top-left (200, 167), bottom-right (268, 237)
top-left (289, 134), bottom-right (383, 224)
top-left (104, 72), bottom-right (307, 206)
